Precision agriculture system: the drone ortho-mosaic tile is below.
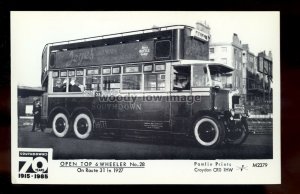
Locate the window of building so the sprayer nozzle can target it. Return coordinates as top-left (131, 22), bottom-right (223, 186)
top-left (235, 76), bottom-right (240, 88)
top-left (25, 105), bottom-right (33, 115)
top-left (221, 47), bottom-right (227, 52)
top-left (249, 56), bottom-right (252, 62)
top-left (209, 48), bottom-right (214, 53)
top-left (144, 74), bottom-right (165, 91)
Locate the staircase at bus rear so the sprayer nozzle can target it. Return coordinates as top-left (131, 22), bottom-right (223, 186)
top-left (247, 118), bottom-right (273, 135)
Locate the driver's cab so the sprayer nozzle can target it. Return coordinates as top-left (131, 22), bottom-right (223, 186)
top-left (171, 60), bottom-right (233, 91)
top-left (207, 63), bottom-right (233, 89)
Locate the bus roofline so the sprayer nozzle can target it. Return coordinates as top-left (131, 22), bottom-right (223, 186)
top-left (45, 25), bottom-right (194, 47)
top-left (176, 60), bottom-right (234, 71)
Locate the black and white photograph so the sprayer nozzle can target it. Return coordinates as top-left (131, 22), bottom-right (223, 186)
top-left (11, 11), bottom-right (280, 184)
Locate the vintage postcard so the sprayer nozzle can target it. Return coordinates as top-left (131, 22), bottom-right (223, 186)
top-left (11, 11), bottom-right (280, 184)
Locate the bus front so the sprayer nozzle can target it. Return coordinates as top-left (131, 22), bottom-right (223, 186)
top-left (191, 62), bottom-right (249, 147)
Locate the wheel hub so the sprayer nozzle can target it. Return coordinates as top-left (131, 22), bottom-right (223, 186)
top-left (198, 122), bottom-right (216, 143)
top-left (77, 118), bottom-right (89, 134)
top-left (55, 118), bottom-right (66, 133)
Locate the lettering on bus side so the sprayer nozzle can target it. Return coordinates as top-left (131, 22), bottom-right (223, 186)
top-left (143, 121), bottom-right (164, 130)
top-left (92, 103), bottom-right (142, 112)
top-left (95, 120), bottom-right (107, 129)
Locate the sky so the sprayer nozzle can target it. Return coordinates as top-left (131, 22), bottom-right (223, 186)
top-left (11, 11), bottom-right (280, 87)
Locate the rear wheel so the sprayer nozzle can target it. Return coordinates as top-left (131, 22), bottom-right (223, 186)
top-left (73, 113), bottom-right (93, 139)
top-left (52, 113), bottom-right (69, 138)
top-left (193, 116), bottom-right (224, 148)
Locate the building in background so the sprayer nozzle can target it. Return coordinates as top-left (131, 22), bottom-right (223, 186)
top-left (209, 33), bottom-right (244, 102)
top-left (18, 86), bottom-right (44, 126)
top-left (257, 51), bottom-right (273, 103)
top-left (242, 44), bottom-right (258, 105)
top-left (209, 34), bottom-right (273, 108)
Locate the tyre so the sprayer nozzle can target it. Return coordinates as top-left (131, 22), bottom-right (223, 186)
top-left (73, 113), bottom-right (93, 139)
top-left (225, 122), bottom-right (249, 145)
top-left (193, 116), bottom-right (225, 148)
top-left (52, 113), bottom-right (69, 138)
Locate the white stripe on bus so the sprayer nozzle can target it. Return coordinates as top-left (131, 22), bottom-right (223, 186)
top-left (48, 92), bottom-right (211, 98)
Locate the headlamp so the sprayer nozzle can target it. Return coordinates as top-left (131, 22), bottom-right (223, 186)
top-left (230, 109), bottom-right (235, 116)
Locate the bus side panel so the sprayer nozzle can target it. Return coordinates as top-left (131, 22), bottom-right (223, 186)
top-left (48, 97), bottom-right (67, 114)
top-left (171, 95), bottom-right (212, 133)
top-left (48, 96), bottom-right (172, 132)
top-left (40, 92), bottom-right (48, 128)
top-left (170, 100), bottom-right (192, 134)
top-left (141, 96), bottom-right (171, 132)
top-left (113, 97), bottom-right (143, 131)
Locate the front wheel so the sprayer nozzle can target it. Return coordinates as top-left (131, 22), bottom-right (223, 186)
top-left (193, 116), bottom-right (225, 148)
top-left (73, 113), bottom-right (93, 139)
top-left (225, 121), bottom-right (249, 145)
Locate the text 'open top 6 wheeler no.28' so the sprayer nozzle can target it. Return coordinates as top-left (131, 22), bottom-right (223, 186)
top-left (39, 25), bottom-right (249, 148)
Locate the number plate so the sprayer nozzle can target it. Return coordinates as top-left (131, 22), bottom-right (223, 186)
top-left (234, 104), bottom-right (245, 114)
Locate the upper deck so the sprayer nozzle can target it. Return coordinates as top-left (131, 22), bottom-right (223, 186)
top-left (42, 25), bottom-right (211, 85)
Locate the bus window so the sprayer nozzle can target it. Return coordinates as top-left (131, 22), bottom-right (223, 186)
top-left (52, 71), bottom-right (59, 78)
top-left (76, 69), bottom-right (84, 76)
top-left (122, 74), bottom-right (141, 90)
top-left (86, 68), bottom-right (101, 91)
top-left (103, 75), bottom-right (120, 90)
top-left (86, 76), bottom-right (101, 91)
top-left (68, 69), bottom-right (75, 77)
top-left (53, 78), bottom-right (67, 92)
top-left (144, 74), bottom-right (165, 91)
top-left (172, 66), bottom-right (191, 90)
top-left (69, 77), bottom-right (84, 92)
top-left (193, 65), bottom-right (209, 87)
top-left (112, 66), bottom-right (121, 74)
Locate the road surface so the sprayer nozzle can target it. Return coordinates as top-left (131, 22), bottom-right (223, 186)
top-left (18, 126), bottom-right (272, 160)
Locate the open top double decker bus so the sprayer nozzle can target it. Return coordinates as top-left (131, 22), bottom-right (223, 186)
top-left (40, 25), bottom-right (249, 148)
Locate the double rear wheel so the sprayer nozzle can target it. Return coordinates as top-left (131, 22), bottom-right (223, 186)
top-left (52, 112), bottom-right (93, 139)
top-left (73, 113), bottom-right (93, 139)
top-left (52, 113), bottom-right (69, 138)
